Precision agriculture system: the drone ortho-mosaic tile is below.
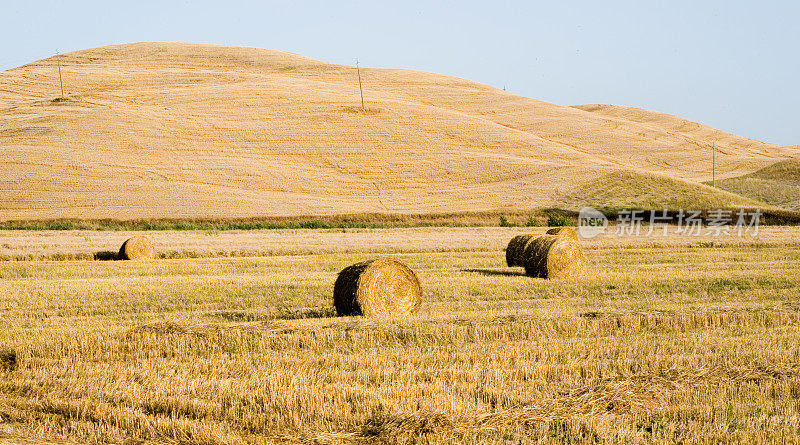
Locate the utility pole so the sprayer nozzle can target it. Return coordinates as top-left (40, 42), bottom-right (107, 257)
top-left (56, 51), bottom-right (64, 98)
top-left (712, 143), bottom-right (716, 187)
top-left (356, 59), bottom-right (365, 111)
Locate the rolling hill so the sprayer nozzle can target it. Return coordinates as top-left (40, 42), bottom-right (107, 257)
top-left (709, 160), bottom-right (800, 210)
top-left (0, 42), bottom-right (796, 220)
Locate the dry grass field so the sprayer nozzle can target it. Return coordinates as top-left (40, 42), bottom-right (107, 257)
top-left (1, 230), bottom-right (799, 443)
top-left (1, 226), bottom-right (799, 261)
top-left (2, 41), bottom-right (798, 444)
top-left (1, 42), bottom-right (797, 220)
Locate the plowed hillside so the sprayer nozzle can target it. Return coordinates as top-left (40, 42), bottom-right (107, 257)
top-left (0, 42), bottom-right (795, 220)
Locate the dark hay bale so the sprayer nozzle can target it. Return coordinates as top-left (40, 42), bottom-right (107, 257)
top-left (119, 236), bottom-right (155, 260)
top-left (546, 227), bottom-right (579, 241)
top-left (506, 234), bottom-right (535, 267)
top-left (334, 258), bottom-right (422, 316)
top-left (0, 348), bottom-right (17, 372)
top-left (523, 234), bottom-right (583, 279)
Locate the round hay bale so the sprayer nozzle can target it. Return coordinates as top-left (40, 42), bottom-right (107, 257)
top-left (119, 236), bottom-right (155, 260)
top-left (333, 258), bottom-right (422, 316)
top-left (523, 234), bottom-right (583, 278)
top-left (545, 227), bottom-right (579, 241)
top-left (506, 234), bottom-right (535, 267)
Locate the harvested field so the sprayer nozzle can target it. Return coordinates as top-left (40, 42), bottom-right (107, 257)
top-left (1, 32), bottom-right (797, 445)
top-left (1, 226), bottom-right (799, 260)
top-left (0, 241), bottom-right (799, 442)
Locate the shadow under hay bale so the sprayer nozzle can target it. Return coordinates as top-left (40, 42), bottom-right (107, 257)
top-left (119, 236), bottom-right (155, 260)
top-left (276, 307), bottom-right (338, 320)
top-left (0, 348), bottom-right (17, 372)
top-left (506, 234), bottom-right (535, 267)
top-left (523, 234), bottom-right (583, 279)
top-left (94, 250), bottom-right (120, 261)
top-left (546, 226), bottom-right (579, 241)
top-left (334, 258), bottom-right (422, 317)
top-left (462, 268), bottom-right (526, 277)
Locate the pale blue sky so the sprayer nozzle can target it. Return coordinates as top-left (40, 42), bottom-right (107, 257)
top-left (1, 0), bottom-right (797, 145)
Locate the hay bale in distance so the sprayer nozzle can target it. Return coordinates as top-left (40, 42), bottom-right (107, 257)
top-left (119, 236), bottom-right (155, 260)
top-left (545, 226), bottom-right (579, 241)
top-left (334, 258), bottom-right (422, 316)
top-left (523, 234), bottom-right (583, 278)
top-left (506, 234), bottom-right (535, 267)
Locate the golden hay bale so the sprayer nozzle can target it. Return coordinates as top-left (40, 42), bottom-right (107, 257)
top-left (118, 236), bottom-right (155, 260)
top-left (506, 234), bottom-right (535, 267)
top-left (523, 234), bottom-right (583, 278)
top-left (333, 258), bottom-right (422, 316)
top-left (545, 226), bottom-right (579, 241)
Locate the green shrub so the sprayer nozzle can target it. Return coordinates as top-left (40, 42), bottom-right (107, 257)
top-left (499, 216), bottom-right (514, 227)
top-left (547, 214), bottom-right (572, 227)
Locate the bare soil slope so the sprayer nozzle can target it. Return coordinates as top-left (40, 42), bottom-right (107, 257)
top-left (1, 42), bottom-right (795, 220)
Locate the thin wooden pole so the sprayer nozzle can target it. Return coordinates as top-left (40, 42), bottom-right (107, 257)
top-left (712, 143), bottom-right (716, 187)
top-left (56, 51), bottom-right (64, 98)
top-left (356, 59), bottom-right (365, 111)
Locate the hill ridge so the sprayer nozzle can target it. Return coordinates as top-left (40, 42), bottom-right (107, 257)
top-left (0, 42), bottom-right (796, 220)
